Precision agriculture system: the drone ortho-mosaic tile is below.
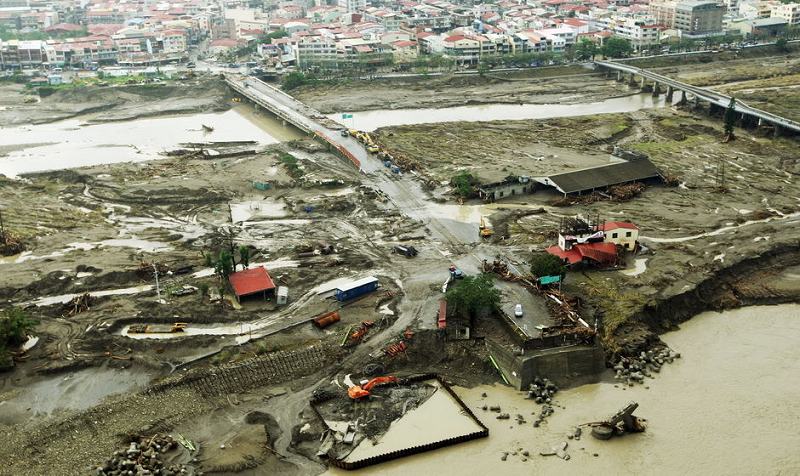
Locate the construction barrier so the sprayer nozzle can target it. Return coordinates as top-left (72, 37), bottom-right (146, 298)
top-left (318, 374), bottom-right (489, 470)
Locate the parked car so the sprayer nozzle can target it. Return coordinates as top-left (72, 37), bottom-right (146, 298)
top-left (514, 304), bottom-right (523, 318)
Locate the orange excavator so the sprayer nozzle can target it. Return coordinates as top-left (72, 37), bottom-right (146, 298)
top-left (347, 376), bottom-right (399, 400)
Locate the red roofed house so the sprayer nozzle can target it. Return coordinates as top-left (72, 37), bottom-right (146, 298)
top-left (229, 266), bottom-right (276, 303)
top-left (597, 221), bottom-right (639, 250)
top-left (545, 216), bottom-right (627, 267)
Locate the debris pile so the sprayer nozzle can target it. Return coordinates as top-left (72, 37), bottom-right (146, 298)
top-left (527, 377), bottom-right (558, 427)
top-left (587, 401), bottom-right (647, 440)
top-left (0, 229), bottom-right (24, 256)
top-left (95, 434), bottom-right (186, 475)
top-left (62, 293), bottom-right (92, 317)
top-left (613, 348), bottom-right (680, 386)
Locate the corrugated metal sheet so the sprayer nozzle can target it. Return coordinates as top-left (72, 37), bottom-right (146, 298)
top-left (545, 159), bottom-right (661, 194)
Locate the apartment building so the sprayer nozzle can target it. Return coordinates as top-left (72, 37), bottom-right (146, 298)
top-left (770, 2), bottom-right (800, 25)
top-left (674, 0), bottom-right (724, 35)
top-left (614, 19), bottom-right (661, 50)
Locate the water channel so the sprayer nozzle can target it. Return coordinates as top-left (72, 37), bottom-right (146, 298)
top-left (333, 304), bottom-right (800, 475)
top-left (328, 93), bottom-right (672, 132)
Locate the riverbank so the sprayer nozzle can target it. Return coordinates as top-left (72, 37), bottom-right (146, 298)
top-left (345, 303), bottom-right (800, 475)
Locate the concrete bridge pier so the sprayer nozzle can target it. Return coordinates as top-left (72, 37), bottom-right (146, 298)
top-left (616, 70), bottom-right (623, 82)
top-left (651, 82), bottom-right (661, 97)
top-left (640, 76), bottom-right (653, 93)
top-left (628, 73), bottom-right (638, 87)
top-left (665, 85), bottom-right (674, 102)
top-left (676, 90), bottom-right (688, 106)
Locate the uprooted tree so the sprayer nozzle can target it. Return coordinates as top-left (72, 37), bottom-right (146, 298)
top-left (0, 209), bottom-right (24, 256)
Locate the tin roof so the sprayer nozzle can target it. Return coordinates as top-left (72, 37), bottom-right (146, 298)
top-left (597, 221), bottom-right (639, 231)
top-left (336, 276), bottom-right (378, 293)
top-left (229, 266), bottom-right (275, 297)
top-left (543, 158), bottom-right (661, 195)
top-left (546, 242), bottom-right (617, 265)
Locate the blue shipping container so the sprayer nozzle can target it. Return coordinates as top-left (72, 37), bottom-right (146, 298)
top-left (334, 277), bottom-right (379, 301)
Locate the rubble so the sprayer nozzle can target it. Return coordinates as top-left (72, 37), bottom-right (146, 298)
top-left (613, 348), bottom-right (680, 386)
top-left (62, 293), bottom-right (93, 318)
top-left (95, 434), bottom-right (187, 476)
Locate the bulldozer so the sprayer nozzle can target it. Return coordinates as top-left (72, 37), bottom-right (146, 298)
top-left (347, 376), bottom-right (399, 400)
top-left (479, 216), bottom-right (493, 238)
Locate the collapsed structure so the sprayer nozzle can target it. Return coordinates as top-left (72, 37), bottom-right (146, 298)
top-left (546, 217), bottom-right (640, 267)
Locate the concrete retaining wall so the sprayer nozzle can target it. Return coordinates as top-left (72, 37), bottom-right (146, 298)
top-left (487, 340), bottom-right (604, 390)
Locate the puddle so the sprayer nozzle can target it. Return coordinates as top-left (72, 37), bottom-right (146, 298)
top-left (28, 284), bottom-right (155, 307)
top-left (0, 367), bottom-right (152, 424)
top-left (621, 258), bottom-right (648, 276)
top-left (229, 200), bottom-right (288, 223)
top-left (329, 93), bottom-right (672, 131)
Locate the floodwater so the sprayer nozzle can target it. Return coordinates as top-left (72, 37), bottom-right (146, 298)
top-left (329, 93), bottom-right (672, 131)
top-left (345, 304), bottom-right (800, 475)
top-left (0, 106), bottom-right (302, 177)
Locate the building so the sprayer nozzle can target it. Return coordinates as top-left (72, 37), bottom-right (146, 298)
top-left (334, 276), bottom-right (379, 301)
top-left (614, 19), bottom-right (661, 50)
top-left (229, 266), bottom-right (276, 303)
top-left (338, 0), bottom-right (366, 13)
top-left (597, 221), bottom-right (639, 250)
top-left (536, 157), bottom-right (663, 196)
top-left (546, 217), bottom-right (621, 267)
top-left (674, 0), bottom-right (725, 36)
top-left (770, 2), bottom-right (800, 25)
top-left (478, 176), bottom-right (535, 202)
top-left (732, 16), bottom-right (788, 35)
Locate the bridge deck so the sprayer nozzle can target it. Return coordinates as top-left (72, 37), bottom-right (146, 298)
top-left (595, 60), bottom-right (800, 134)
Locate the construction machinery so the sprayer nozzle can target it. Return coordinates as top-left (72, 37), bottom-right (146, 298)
top-left (128, 323), bottom-right (188, 334)
top-left (479, 216), bottom-right (493, 238)
top-left (348, 320), bottom-right (374, 344)
top-left (347, 376), bottom-right (399, 400)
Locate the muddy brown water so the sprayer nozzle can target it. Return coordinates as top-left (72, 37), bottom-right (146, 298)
top-left (328, 304), bottom-right (800, 475)
top-left (0, 105), bottom-right (302, 177)
top-left (328, 93), bottom-right (673, 131)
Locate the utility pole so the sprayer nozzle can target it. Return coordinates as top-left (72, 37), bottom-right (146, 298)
top-left (0, 208), bottom-right (5, 244)
top-left (153, 263), bottom-right (161, 302)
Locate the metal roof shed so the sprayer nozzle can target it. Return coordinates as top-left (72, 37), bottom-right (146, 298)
top-left (541, 158), bottom-right (662, 195)
top-left (229, 267), bottom-right (276, 302)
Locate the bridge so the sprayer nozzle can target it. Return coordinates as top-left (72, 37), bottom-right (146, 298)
top-left (594, 60), bottom-right (800, 135)
top-left (224, 74), bottom-right (371, 170)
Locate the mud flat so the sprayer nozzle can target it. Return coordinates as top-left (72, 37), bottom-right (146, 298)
top-left (351, 304), bottom-right (800, 475)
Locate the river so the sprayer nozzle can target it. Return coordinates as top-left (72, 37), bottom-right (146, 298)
top-left (328, 304), bottom-right (800, 475)
top-left (0, 105), bottom-right (302, 177)
top-left (328, 93), bottom-right (672, 131)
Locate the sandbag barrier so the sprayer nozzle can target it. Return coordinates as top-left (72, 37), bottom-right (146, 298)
top-left (320, 374), bottom-right (489, 470)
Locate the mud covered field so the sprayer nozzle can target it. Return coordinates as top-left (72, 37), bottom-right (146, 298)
top-left (374, 105), bottom-right (800, 354)
top-left (1, 52), bottom-right (799, 476)
top-left (0, 75), bottom-right (230, 127)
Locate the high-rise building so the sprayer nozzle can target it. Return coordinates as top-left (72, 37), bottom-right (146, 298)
top-left (771, 2), bottom-right (800, 25)
top-left (674, 1), bottom-right (725, 35)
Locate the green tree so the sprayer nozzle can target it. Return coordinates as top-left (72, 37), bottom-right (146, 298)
top-left (281, 71), bottom-right (312, 91)
top-left (238, 245), bottom-right (250, 269)
top-left (775, 37), bottom-right (789, 52)
top-left (601, 37), bottom-right (633, 58)
top-left (0, 308), bottom-right (37, 347)
top-left (574, 38), bottom-right (598, 61)
top-left (260, 30), bottom-right (288, 44)
top-left (529, 252), bottom-right (567, 278)
top-left (723, 97), bottom-right (737, 140)
top-left (445, 274), bottom-right (501, 323)
top-left (214, 250), bottom-right (234, 281)
top-left (450, 172), bottom-right (479, 198)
